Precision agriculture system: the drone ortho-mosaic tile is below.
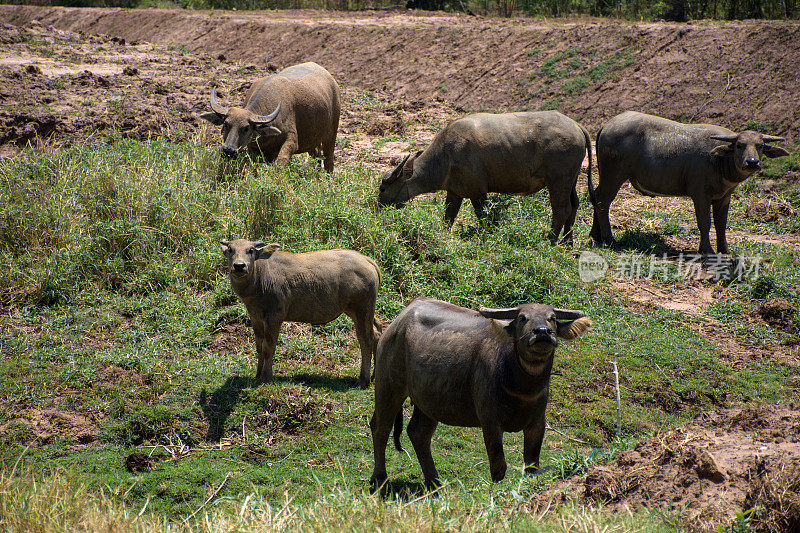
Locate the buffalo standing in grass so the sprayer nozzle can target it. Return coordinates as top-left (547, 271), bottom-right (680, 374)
top-left (201, 62), bottom-right (340, 171)
top-left (369, 297), bottom-right (591, 489)
top-left (379, 111), bottom-right (592, 244)
top-left (590, 111), bottom-right (790, 254)
top-left (220, 239), bottom-right (381, 388)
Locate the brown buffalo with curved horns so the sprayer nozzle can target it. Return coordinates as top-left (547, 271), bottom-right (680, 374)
top-left (369, 297), bottom-right (591, 490)
top-left (200, 62), bottom-right (340, 171)
top-left (590, 111), bottom-right (790, 254)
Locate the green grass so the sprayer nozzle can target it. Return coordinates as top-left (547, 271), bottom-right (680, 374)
top-left (0, 137), bottom-right (798, 529)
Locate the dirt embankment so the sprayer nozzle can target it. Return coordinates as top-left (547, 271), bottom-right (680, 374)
top-left (2, 5), bottom-right (800, 142)
top-left (534, 405), bottom-right (800, 532)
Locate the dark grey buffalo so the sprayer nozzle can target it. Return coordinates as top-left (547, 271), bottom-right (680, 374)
top-left (378, 111), bottom-right (592, 244)
top-left (201, 62), bottom-right (340, 171)
top-left (590, 111), bottom-right (790, 254)
top-left (369, 297), bottom-right (591, 489)
top-left (220, 239), bottom-right (381, 388)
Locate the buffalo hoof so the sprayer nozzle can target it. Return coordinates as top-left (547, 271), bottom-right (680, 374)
top-left (490, 464), bottom-right (507, 483)
top-left (424, 476), bottom-right (441, 490)
top-left (369, 474), bottom-right (387, 494)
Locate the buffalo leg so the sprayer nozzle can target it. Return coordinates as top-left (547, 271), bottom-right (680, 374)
top-left (547, 181), bottom-right (573, 245)
top-left (348, 308), bottom-right (377, 389)
top-left (322, 137), bottom-right (335, 173)
top-left (444, 192), bottom-right (463, 226)
top-left (692, 197), bottom-right (715, 255)
top-left (254, 321), bottom-right (280, 383)
top-left (470, 195), bottom-right (487, 219)
top-left (407, 407), bottom-right (440, 488)
top-left (523, 418), bottom-right (546, 474)
top-left (482, 424), bottom-right (507, 482)
top-left (590, 158), bottom-right (625, 247)
top-left (712, 196), bottom-right (732, 255)
top-left (561, 187), bottom-right (580, 246)
top-left (370, 387), bottom-right (406, 491)
top-left (275, 136), bottom-right (299, 167)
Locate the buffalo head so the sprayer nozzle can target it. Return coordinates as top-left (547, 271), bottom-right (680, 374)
top-left (378, 151), bottom-right (421, 207)
top-left (200, 88), bottom-right (282, 158)
top-left (709, 130), bottom-right (789, 176)
top-left (220, 239), bottom-right (280, 281)
top-left (479, 304), bottom-right (591, 374)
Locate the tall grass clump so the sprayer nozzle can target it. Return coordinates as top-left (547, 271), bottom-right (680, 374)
top-left (0, 466), bottom-right (673, 532)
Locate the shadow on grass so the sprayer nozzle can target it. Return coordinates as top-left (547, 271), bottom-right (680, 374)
top-left (374, 479), bottom-right (429, 501)
top-left (614, 229), bottom-right (697, 257)
top-left (279, 373), bottom-right (360, 393)
top-left (199, 375), bottom-right (258, 442)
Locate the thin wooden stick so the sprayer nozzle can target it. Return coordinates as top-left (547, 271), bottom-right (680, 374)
top-left (184, 472), bottom-right (232, 523)
top-left (612, 358), bottom-right (622, 441)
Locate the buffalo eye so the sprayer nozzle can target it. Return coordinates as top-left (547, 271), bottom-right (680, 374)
top-left (736, 142), bottom-right (745, 149)
top-left (518, 314), bottom-right (528, 323)
top-left (548, 314), bottom-right (556, 322)
top-left (247, 248), bottom-right (255, 254)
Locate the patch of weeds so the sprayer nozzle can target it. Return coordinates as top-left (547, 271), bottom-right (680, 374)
top-left (539, 97), bottom-right (561, 111)
top-left (740, 119), bottom-right (772, 133)
top-left (588, 48), bottom-right (635, 83)
top-left (527, 47), bottom-right (540, 56)
top-left (562, 76), bottom-right (589, 96)
top-left (373, 135), bottom-right (405, 149)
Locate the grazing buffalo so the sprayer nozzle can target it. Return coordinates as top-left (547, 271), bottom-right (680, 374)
top-left (220, 239), bottom-right (381, 388)
top-left (201, 62), bottom-right (340, 171)
top-left (369, 297), bottom-right (591, 489)
top-left (590, 111), bottom-right (790, 254)
top-left (378, 111), bottom-right (592, 244)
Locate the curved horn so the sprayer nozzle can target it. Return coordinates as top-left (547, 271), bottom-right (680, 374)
top-left (220, 239), bottom-right (230, 246)
top-left (762, 135), bottom-right (785, 143)
top-left (554, 308), bottom-right (585, 320)
top-left (384, 153), bottom-right (411, 185)
top-left (210, 87), bottom-right (229, 116)
top-left (250, 102), bottom-right (281, 125)
top-left (709, 134), bottom-right (738, 143)
top-left (478, 307), bottom-right (520, 320)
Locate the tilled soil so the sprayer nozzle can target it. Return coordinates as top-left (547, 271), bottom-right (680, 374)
top-left (1, 6), bottom-right (799, 158)
top-left (533, 405), bottom-right (800, 532)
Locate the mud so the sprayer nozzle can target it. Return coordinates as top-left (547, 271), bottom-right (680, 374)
top-left (1, 7), bottom-right (799, 161)
top-left (533, 405), bottom-right (800, 532)
top-left (5, 407), bottom-right (101, 445)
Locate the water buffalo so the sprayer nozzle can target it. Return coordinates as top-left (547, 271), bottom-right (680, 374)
top-left (201, 62), bottom-right (340, 171)
top-left (590, 111), bottom-right (790, 254)
top-left (369, 297), bottom-right (591, 489)
top-left (220, 239), bottom-right (381, 388)
top-left (378, 111), bottom-right (592, 244)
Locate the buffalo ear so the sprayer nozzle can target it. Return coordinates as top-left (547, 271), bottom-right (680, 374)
top-left (710, 144), bottom-right (734, 157)
top-left (763, 145), bottom-right (790, 158)
top-left (557, 317), bottom-right (592, 340)
top-left (201, 112), bottom-right (225, 126)
top-left (219, 239), bottom-right (231, 254)
top-left (255, 243), bottom-right (281, 259)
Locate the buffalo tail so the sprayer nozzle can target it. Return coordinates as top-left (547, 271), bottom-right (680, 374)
top-left (393, 409), bottom-right (403, 451)
top-left (582, 125), bottom-right (596, 207)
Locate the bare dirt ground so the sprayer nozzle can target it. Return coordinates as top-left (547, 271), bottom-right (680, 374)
top-left (532, 404), bottom-right (800, 532)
